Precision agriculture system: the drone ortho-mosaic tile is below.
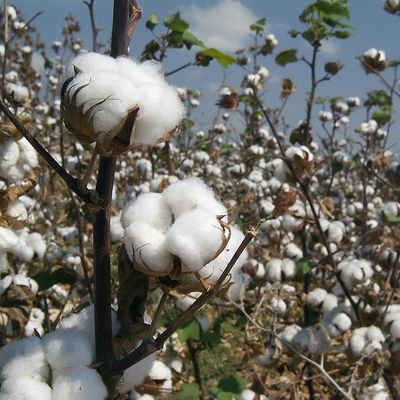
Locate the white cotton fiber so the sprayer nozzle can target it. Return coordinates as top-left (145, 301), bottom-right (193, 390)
top-left (42, 328), bottom-right (93, 372)
top-left (0, 336), bottom-right (49, 382)
top-left (7, 199), bottom-right (28, 220)
top-left (162, 177), bottom-right (226, 218)
top-left (116, 57), bottom-right (164, 87)
top-left (166, 208), bottom-right (224, 272)
top-left (132, 82), bottom-right (185, 145)
top-left (66, 52), bottom-right (118, 78)
top-left (149, 360), bottom-right (172, 381)
top-left (25, 232), bottom-right (47, 259)
top-left (0, 227), bottom-right (19, 251)
top-left (199, 225), bottom-right (247, 285)
top-left (0, 275), bottom-right (13, 295)
top-left (0, 139), bottom-right (19, 171)
top-left (52, 366), bottom-right (107, 400)
top-left (121, 192), bottom-right (172, 232)
top-left (117, 351), bottom-right (156, 393)
top-left (124, 220), bottom-right (172, 274)
top-left (17, 138), bottom-right (38, 168)
top-left (0, 376), bottom-right (52, 400)
top-left (110, 214), bottom-right (124, 242)
top-left (265, 259), bottom-right (282, 282)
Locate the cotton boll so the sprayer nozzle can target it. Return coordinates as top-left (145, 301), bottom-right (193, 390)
top-left (390, 320), bottom-right (400, 339)
top-left (327, 221), bottom-right (345, 243)
top-left (366, 326), bottom-right (385, 343)
top-left (116, 57), bottom-right (164, 87)
top-left (281, 258), bottom-right (296, 279)
top-left (284, 243), bottom-right (303, 260)
top-left (13, 274), bottom-right (38, 293)
top-left (121, 192), bottom-right (172, 232)
top-left (0, 336), bottom-right (49, 382)
top-left (265, 259), bottom-right (282, 282)
top-left (281, 214), bottom-right (303, 232)
top-left (124, 220), bottom-right (172, 274)
top-left (166, 208), bottom-right (225, 272)
top-left (0, 377), bottom-right (52, 400)
top-left (280, 324), bottom-right (302, 346)
top-left (169, 357), bottom-right (183, 374)
top-left (42, 328), bottom-right (93, 372)
top-left (25, 232), bottom-right (46, 259)
top-left (118, 352), bottom-right (156, 393)
top-left (240, 389), bottom-right (256, 400)
top-left (52, 366), bottom-right (107, 400)
top-left (271, 297), bottom-right (287, 315)
top-left (307, 288), bottom-right (327, 309)
top-left (322, 294), bottom-right (338, 313)
top-left (149, 360), bottom-right (172, 381)
top-left (162, 177), bottom-right (226, 218)
top-left (330, 313), bottom-right (352, 335)
top-left (0, 227), bottom-right (19, 252)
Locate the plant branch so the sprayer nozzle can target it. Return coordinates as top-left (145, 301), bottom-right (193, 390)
top-left (0, 98), bottom-right (99, 205)
top-left (83, 0), bottom-right (98, 52)
top-left (166, 62), bottom-right (193, 77)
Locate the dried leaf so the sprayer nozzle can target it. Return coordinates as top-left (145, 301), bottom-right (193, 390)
top-left (272, 187), bottom-right (298, 217)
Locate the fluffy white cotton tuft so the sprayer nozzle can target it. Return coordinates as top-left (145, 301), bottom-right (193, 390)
top-left (0, 377), bottom-right (52, 400)
top-left (162, 177), bottom-right (226, 218)
top-left (52, 366), bottom-right (107, 400)
top-left (0, 337), bottom-right (49, 382)
top-left (121, 192), bottom-right (172, 232)
top-left (124, 220), bottom-right (172, 274)
top-left (166, 208), bottom-right (224, 272)
top-left (42, 328), bottom-right (94, 373)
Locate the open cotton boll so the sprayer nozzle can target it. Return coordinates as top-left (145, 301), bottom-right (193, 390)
top-left (0, 275), bottom-right (13, 295)
top-left (265, 259), bottom-right (282, 282)
top-left (52, 366), bottom-right (107, 400)
top-left (166, 208), bottom-right (225, 272)
top-left (0, 226), bottom-right (19, 252)
top-left (42, 328), bottom-right (93, 372)
top-left (25, 232), bottom-right (46, 259)
top-left (118, 351), bottom-right (157, 393)
top-left (121, 192), bottom-right (172, 232)
top-left (124, 220), bottom-right (172, 274)
top-left (0, 377), bottom-right (52, 400)
top-left (7, 199), bottom-right (28, 220)
top-left (132, 82), bottom-right (185, 146)
top-left (149, 360), bottom-right (172, 381)
top-left (199, 225), bottom-right (247, 285)
top-left (307, 288), bottom-right (327, 309)
top-left (162, 177), bottom-right (226, 218)
top-left (0, 336), bottom-right (49, 382)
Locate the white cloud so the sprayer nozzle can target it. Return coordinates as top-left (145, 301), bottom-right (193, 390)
top-left (182, 0), bottom-right (258, 52)
top-left (320, 39), bottom-right (341, 55)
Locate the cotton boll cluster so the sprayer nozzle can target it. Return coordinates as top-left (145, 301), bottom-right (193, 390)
top-left (350, 326), bottom-right (385, 356)
top-left (337, 258), bottom-right (374, 289)
top-left (122, 177), bottom-right (245, 290)
top-left (307, 288), bottom-right (338, 313)
top-left (265, 258), bottom-right (296, 283)
top-left (321, 306), bottom-right (352, 337)
top-left (0, 137), bottom-right (38, 182)
top-left (61, 52), bottom-right (185, 155)
top-left (360, 49), bottom-right (387, 73)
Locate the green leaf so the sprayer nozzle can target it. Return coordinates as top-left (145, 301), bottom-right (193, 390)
top-left (182, 30), bottom-right (203, 49)
top-left (211, 376), bottom-right (248, 400)
top-left (202, 47), bottom-right (235, 68)
top-left (177, 318), bottom-right (200, 342)
top-left (34, 267), bottom-right (77, 291)
top-left (314, 0), bottom-right (350, 19)
top-left (172, 383), bottom-right (200, 400)
top-left (288, 28), bottom-right (300, 38)
top-left (297, 259), bottom-right (312, 274)
top-left (275, 49), bottom-right (298, 66)
top-left (386, 215), bottom-right (400, 223)
top-left (333, 29), bottom-right (351, 39)
top-left (145, 13), bottom-right (158, 31)
top-left (164, 12), bottom-right (189, 32)
top-left (250, 18), bottom-right (266, 32)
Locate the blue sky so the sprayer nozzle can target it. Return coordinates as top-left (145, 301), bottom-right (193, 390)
top-left (10, 0), bottom-right (400, 147)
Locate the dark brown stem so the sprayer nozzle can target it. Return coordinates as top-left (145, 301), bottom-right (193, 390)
top-left (166, 62), bottom-right (193, 77)
top-left (0, 98), bottom-right (99, 205)
top-left (188, 339), bottom-right (206, 400)
top-left (93, 0), bottom-right (135, 392)
top-left (114, 228), bottom-right (257, 374)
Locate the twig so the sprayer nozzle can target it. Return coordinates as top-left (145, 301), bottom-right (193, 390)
top-left (83, 0), bottom-right (98, 52)
top-left (166, 62), bottom-right (193, 77)
top-left (0, 98), bottom-right (100, 205)
top-left (114, 226), bottom-right (258, 374)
